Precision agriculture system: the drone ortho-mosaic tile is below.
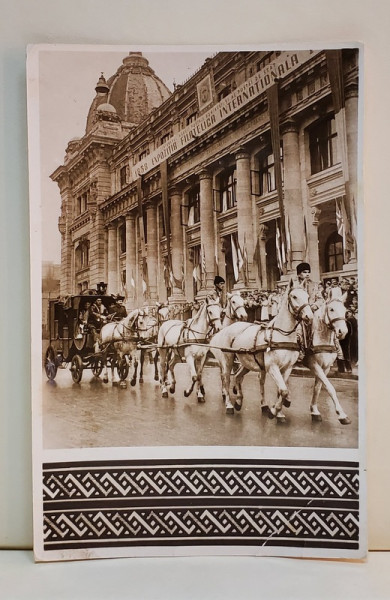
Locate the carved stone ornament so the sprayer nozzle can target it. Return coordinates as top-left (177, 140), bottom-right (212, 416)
top-left (311, 206), bottom-right (321, 226)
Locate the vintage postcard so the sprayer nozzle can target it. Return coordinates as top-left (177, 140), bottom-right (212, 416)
top-left (28, 44), bottom-right (365, 561)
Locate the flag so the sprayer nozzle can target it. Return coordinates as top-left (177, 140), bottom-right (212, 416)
top-left (201, 245), bottom-right (206, 285)
top-left (303, 215), bottom-right (309, 262)
top-left (276, 220), bottom-right (285, 274)
top-left (336, 197), bottom-right (349, 261)
top-left (231, 234), bottom-right (243, 282)
top-left (285, 212), bottom-right (292, 268)
top-left (241, 234), bottom-right (249, 285)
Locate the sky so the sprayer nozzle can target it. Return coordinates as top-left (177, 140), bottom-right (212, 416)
top-left (36, 46), bottom-right (214, 263)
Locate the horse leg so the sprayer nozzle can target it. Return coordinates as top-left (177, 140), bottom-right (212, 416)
top-left (168, 350), bottom-right (178, 394)
top-left (111, 356), bottom-right (119, 386)
top-left (310, 360), bottom-right (351, 424)
top-left (310, 376), bottom-right (323, 422)
top-left (212, 349), bottom-right (235, 414)
top-left (159, 348), bottom-right (169, 398)
top-left (139, 349), bottom-right (144, 383)
top-left (267, 363), bottom-right (289, 423)
top-left (184, 351), bottom-right (197, 398)
top-left (153, 350), bottom-right (159, 382)
top-left (258, 369), bottom-right (268, 414)
top-left (195, 351), bottom-right (209, 403)
top-left (130, 353), bottom-right (139, 386)
top-left (233, 366), bottom-right (249, 412)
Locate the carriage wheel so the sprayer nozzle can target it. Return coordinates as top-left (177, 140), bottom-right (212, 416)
top-left (44, 346), bottom-right (58, 380)
top-left (92, 357), bottom-right (103, 377)
top-left (70, 354), bottom-right (83, 383)
top-left (116, 357), bottom-right (129, 381)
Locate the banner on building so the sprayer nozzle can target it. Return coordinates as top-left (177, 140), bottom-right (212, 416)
top-left (130, 51), bottom-right (319, 182)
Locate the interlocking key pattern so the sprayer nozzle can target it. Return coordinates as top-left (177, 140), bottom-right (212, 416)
top-left (42, 459), bottom-right (359, 551)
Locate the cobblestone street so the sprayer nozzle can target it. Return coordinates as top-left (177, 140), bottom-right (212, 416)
top-left (43, 362), bottom-right (358, 449)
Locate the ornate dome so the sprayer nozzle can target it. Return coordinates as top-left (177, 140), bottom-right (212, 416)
top-left (86, 53), bottom-right (171, 133)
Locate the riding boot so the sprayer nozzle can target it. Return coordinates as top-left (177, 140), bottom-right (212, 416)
top-left (344, 360), bottom-right (352, 373)
top-left (337, 358), bottom-right (345, 373)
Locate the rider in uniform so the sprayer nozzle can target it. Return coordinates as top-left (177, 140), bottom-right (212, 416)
top-left (294, 262), bottom-right (317, 361)
top-left (89, 297), bottom-right (108, 352)
top-left (295, 262), bottom-right (344, 370)
top-left (213, 276), bottom-right (226, 308)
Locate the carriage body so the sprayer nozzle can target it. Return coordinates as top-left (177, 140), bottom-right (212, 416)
top-left (44, 293), bottom-right (114, 381)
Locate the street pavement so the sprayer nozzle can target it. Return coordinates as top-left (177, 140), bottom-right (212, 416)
top-left (42, 359), bottom-right (359, 450)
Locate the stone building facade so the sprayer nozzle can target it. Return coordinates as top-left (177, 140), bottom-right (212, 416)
top-left (51, 49), bottom-right (359, 307)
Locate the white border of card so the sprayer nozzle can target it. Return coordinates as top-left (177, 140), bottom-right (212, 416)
top-left (28, 43), bottom-right (365, 562)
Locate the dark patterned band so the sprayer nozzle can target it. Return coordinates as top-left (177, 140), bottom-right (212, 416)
top-left (42, 459), bottom-right (360, 551)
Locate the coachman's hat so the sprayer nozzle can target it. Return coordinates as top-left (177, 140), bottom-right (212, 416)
top-left (296, 262), bottom-right (311, 275)
top-left (214, 276), bottom-right (225, 285)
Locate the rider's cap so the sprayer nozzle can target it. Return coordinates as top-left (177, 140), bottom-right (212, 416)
top-left (296, 262), bottom-right (311, 275)
top-left (214, 276), bottom-right (225, 285)
top-left (116, 295), bottom-right (125, 301)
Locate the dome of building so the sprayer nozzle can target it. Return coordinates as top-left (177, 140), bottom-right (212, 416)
top-left (96, 103), bottom-right (117, 113)
top-left (86, 53), bottom-right (171, 133)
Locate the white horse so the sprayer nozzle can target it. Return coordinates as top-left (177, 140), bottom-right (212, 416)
top-left (158, 296), bottom-right (223, 400)
top-left (208, 279), bottom-right (314, 420)
top-left (138, 303), bottom-right (170, 383)
top-left (222, 292), bottom-right (248, 326)
top-left (99, 309), bottom-right (147, 387)
top-left (304, 294), bottom-right (351, 424)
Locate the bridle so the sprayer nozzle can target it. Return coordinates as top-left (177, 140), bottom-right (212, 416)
top-left (225, 295), bottom-right (246, 321)
top-left (287, 289), bottom-right (311, 322)
top-left (323, 298), bottom-right (347, 330)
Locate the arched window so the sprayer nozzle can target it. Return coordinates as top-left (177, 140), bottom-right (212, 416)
top-left (325, 231), bottom-right (343, 272)
top-left (75, 240), bottom-right (89, 271)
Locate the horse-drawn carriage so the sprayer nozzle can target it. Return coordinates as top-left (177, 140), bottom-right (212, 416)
top-left (44, 293), bottom-right (128, 383)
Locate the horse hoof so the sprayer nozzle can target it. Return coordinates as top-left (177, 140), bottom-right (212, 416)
top-left (103, 377), bottom-right (108, 384)
top-left (130, 380), bottom-right (136, 387)
top-left (232, 386), bottom-right (237, 395)
top-left (184, 390), bottom-right (190, 398)
top-left (311, 414), bottom-right (322, 422)
top-left (139, 378), bottom-right (143, 383)
top-left (276, 416), bottom-right (287, 424)
top-left (261, 405), bottom-right (269, 415)
top-left (169, 385), bottom-right (176, 394)
top-left (226, 406), bottom-right (234, 415)
top-left (119, 381), bottom-right (127, 389)
top-left (282, 398), bottom-right (291, 408)
top-left (112, 381), bottom-right (119, 387)
top-left (162, 391), bottom-right (168, 398)
top-left (339, 417), bottom-right (351, 425)
top-left (234, 402), bottom-right (242, 412)
top-left (154, 375), bottom-right (159, 381)
top-left (267, 409), bottom-right (275, 420)
top-left (198, 396), bottom-right (205, 403)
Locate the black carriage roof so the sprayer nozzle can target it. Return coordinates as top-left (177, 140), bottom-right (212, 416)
top-left (51, 294), bottom-right (115, 310)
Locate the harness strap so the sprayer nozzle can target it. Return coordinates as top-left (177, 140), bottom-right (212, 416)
top-left (311, 344), bottom-right (337, 354)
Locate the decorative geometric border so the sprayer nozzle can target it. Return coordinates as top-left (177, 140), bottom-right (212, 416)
top-left (42, 459), bottom-right (359, 551)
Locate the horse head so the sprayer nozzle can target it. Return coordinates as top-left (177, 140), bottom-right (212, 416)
top-left (323, 293), bottom-right (348, 339)
top-left (287, 279), bottom-right (314, 324)
top-left (205, 295), bottom-right (223, 333)
top-left (226, 292), bottom-right (247, 321)
top-left (156, 302), bottom-right (170, 323)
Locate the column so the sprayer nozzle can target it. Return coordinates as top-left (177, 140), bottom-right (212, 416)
top-left (199, 170), bottom-right (215, 295)
top-left (125, 213), bottom-right (136, 308)
top-left (282, 120), bottom-right (305, 272)
top-left (169, 187), bottom-right (185, 301)
top-left (146, 201), bottom-right (158, 301)
top-left (345, 82), bottom-right (359, 263)
top-left (235, 148), bottom-right (255, 289)
top-left (107, 222), bottom-right (118, 294)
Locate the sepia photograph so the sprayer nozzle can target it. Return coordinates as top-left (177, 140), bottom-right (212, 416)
top-left (28, 44), bottom-right (364, 561)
